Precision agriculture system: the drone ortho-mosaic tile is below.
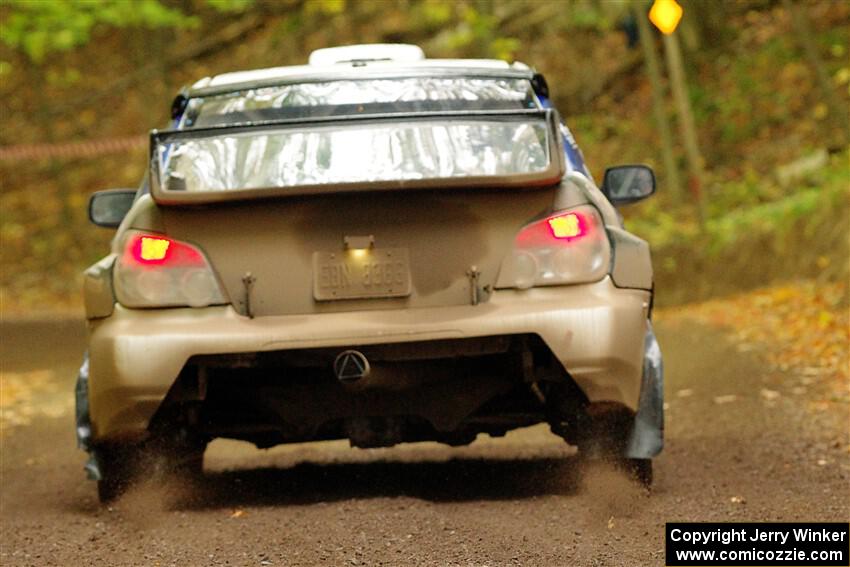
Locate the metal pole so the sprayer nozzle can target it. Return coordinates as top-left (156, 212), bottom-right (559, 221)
top-left (662, 30), bottom-right (707, 226)
top-left (634, 3), bottom-right (682, 203)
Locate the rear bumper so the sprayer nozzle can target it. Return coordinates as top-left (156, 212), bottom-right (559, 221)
top-left (87, 276), bottom-right (651, 441)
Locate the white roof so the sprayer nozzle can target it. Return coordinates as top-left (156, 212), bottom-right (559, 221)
top-left (308, 44), bottom-right (425, 66)
top-left (191, 44), bottom-right (529, 91)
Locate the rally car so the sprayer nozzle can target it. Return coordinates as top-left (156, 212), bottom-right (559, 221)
top-left (77, 44), bottom-right (663, 502)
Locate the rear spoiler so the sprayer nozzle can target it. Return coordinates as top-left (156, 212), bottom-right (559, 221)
top-left (149, 109), bottom-right (566, 205)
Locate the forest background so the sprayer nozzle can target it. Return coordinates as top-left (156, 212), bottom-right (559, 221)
top-left (0, 0), bottom-right (848, 315)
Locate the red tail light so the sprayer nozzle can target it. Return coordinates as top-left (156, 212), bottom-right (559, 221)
top-left (115, 231), bottom-right (225, 308)
top-left (497, 205), bottom-right (610, 289)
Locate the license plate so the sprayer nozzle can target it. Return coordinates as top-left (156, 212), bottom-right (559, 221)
top-left (313, 248), bottom-right (412, 300)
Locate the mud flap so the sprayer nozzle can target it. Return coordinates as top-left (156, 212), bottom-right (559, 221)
top-left (74, 352), bottom-right (102, 480)
top-left (625, 321), bottom-right (664, 459)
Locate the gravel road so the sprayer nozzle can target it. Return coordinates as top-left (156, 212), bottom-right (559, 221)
top-left (1, 318), bottom-right (848, 566)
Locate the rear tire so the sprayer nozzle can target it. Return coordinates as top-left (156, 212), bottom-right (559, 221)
top-left (624, 458), bottom-right (653, 487)
top-left (95, 445), bottom-right (136, 503)
top-left (97, 474), bottom-right (125, 503)
top-left (576, 444), bottom-right (654, 488)
top-left (94, 438), bottom-right (207, 504)
top-left (574, 406), bottom-right (654, 488)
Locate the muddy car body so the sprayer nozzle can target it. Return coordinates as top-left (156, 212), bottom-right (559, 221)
top-left (76, 44), bottom-right (663, 501)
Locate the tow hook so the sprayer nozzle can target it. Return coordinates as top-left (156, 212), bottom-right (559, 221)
top-left (242, 272), bottom-right (256, 318)
top-left (467, 266), bottom-right (482, 306)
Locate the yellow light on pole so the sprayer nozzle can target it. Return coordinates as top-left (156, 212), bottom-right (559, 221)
top-left (649, 0), bottom-right (683, 35)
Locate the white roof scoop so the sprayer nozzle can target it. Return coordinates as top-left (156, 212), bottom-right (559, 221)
top-left (308, 44), bottom-right (426, 66)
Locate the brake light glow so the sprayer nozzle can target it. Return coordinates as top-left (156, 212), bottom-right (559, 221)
top-left (548, 213), bottom-right (584, 239)
top-left (138, 236), bottom-right (171, 262)
top-left (127, 234), bottom-right (204, 267)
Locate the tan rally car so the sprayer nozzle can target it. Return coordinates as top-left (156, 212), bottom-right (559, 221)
top-left (76, 44), bottom-right (663, 501)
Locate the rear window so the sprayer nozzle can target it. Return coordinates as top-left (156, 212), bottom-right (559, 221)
top-left (158, 116), bottom-right (552, 194)
top-left (183, 77), bottom-right (538, 128)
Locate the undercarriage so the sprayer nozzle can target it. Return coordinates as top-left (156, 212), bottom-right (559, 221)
top-left (150, 334), bottom-right (590, 450)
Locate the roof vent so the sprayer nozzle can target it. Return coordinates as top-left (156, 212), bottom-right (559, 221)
top-left (308, 44), bottom-right (425, 66)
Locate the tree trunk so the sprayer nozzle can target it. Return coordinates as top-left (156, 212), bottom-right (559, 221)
top-left (781, 0), bottom-right (850, 147)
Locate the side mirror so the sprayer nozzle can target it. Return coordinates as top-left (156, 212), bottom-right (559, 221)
top-left (601, 165), bottom-right (656, 205)
top-left (88, 189), bottom-right (137, 228)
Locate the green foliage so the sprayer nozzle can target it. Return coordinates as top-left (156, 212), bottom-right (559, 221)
top-left (205, 0), bottom-right (254, 13)
top-left (305, 0), bottom-right (346, 16)
top-left (419, 0), bottom-right (452, 26)
top-left (628, 153), bottom-right (850, 256)
top-left (560, 0), bottom-right (632, 32)
top-left (490, 36), bottom-right (520, 61)
top-left (568, 1), bottom-right (613, 30)
top-left (430, 3), bottom-right (522, 60)
top-left (0, 0), bottom-right (198, 62)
